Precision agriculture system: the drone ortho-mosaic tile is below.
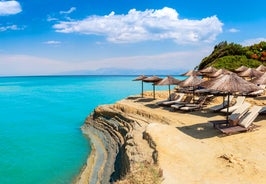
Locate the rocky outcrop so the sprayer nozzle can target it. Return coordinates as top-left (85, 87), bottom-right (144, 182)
top-left (79, 98), bottom-right (166, 184)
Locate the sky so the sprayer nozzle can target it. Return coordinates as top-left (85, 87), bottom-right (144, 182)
top-left (0, 0), bottom-right (266, 76)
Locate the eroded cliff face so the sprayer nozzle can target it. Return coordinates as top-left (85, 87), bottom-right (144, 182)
top-left (80, 98), bottom-right (168, 184)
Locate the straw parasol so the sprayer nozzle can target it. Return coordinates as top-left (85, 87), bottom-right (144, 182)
top-left (234, 65), bottom-right (248, 73)
top-left (156, 76), bottom-right (180, 97)
top-left (199, 66), bottom-right (217, 74)
top-left (199, 66), bottom-right (218, 80)
top-left (181, 70), bottom-right (202, 76)
top-left (256, 65), bottom-right (266, 72)
top-left (251, 72), bottom-right (266, 85)
top-left (143, 76), bottom-right (162, 99)
top-left (133, 75), bottom-right (148, 97)
top-left (207, 69), bottom-right (231, 78)
top-left (238, 68), bottom-right (263, 79)
top-left (178, 75), bottom-right (205, 102)
top-left (200, 73), bottom-right (261, 122)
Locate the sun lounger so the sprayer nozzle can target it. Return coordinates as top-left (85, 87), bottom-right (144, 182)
top-left (209, 102), bottom-right (251, 128)
top-left (259, 106), bottom-right (266, 114)
top-left (228, 102), bottom-right (251, 123)
top-left (209, 95), bottom-right (233, 112)
top-left (245, 89), bottom-right (264, 97)
top-left (218, 105), bottom-right (262, 135)
top-left (238, 106), bottom-right (262, 128)
top-left (179, 96), bottom-right (207, 111)
top-left (220, 96), bottom-right (245, 113)
top-left (170, 95), bottom-right (193, 110)
top-left (156, 93), bottom-right (179, 105)
top-left (159, 93), bottom-right (185, 106)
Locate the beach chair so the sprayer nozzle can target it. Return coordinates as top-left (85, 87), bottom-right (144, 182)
top-left (192, 96), bottom-right (207, 104)
top-left (179, 96), bottom-right (208, 112)
top-left (247, 89), bottom-right (264, 97)
top-left (259, 106), bottom-right (266, 114)
top-left (209, 95), bottom-right (233, 112)
top-left (218, 105), bottom-right (262, 135)
top-left (170, 95), bottom-right (193, 110)
top-left (156, 93), bottom-right (179, 105)
top-left (160, 93), bottom-right (185, 106)
top-left (228, 102), bottom-right (251, 124)
top-left (209, 102), bottom-right (251, 128)
top-left (220, 96), bottom-right (245, 113)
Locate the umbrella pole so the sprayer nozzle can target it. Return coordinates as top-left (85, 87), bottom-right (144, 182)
top-left (168, 85), bottom-right (171, 98)
top-left (226, 93), bottom-right (230, 124)
top-left (153, 84), bottom-right (155, 99)
top-left (223, 94), bottom-right (225, 107)
top-left (141, 81), bottom-right (144, 98)
top-left (193, 86), bottom-right (195, 103)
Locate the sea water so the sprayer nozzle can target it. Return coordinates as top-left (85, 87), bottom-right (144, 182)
top-left (0, 75), bottom-right (180, 184)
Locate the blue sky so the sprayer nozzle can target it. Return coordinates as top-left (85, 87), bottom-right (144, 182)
top-left (0, 0), bottom-right (266, 76)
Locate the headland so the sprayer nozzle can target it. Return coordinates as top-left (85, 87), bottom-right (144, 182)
top-left (76, 91), bottom-right (266, 184)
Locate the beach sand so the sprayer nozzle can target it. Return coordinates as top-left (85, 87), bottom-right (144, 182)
top-left (79, 90), bottom-right (266, 184)
top-left (124, 91), bottom-right (266, 183)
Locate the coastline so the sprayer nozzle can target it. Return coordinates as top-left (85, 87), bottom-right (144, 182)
top-left (77, 91), bottom-right (266, 183)
top-left (74, 122), bottom-right (110, 184)
top-left (73, 142), bottom-right (96, 184)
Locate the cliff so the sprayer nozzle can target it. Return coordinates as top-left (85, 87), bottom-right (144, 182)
top-left (76, 96), bottom-right (166, 184)
top-left (76, 92), bottom-right (266, 184)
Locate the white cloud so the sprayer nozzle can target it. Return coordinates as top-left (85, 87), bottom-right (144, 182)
top-left (241, 38), bottom-right (266, 46)
top-left (53, 7), bottom-right (223, 44)
top-left (43, 40), bottom-right (61, 45)
top-left (60, 7), bottom-right (76, 14)
top-left (0, 24), bottom-right (22, 31)
top-left (228, 28), bottom-right (239, 33)
top-left (47, 15), bottom-right (58, 22)
top-left (0, 0), bottom-right (22, 16)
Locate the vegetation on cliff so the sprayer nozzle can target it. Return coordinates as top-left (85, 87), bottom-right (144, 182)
top-left (115, 161), bottom-right (163, 184)
top-left (197, 41), bottom-right (266, 70)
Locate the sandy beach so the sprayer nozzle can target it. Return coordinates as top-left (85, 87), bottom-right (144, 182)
top-left (79, 90), bottom-right (266, 183)
top-left (135, 91), bottom-right (266, 183)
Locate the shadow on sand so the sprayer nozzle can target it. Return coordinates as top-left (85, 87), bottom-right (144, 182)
top-left (135, 98), bottom-right (155, 103)
top-left (126, 96), bottom-right (142, 100)
top-left (176, 122), bottom-right (220, 139)
top-left (144, 103), bottom-right (161, 109)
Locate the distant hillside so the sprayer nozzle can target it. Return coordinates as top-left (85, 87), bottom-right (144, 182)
top-left (197, 41), bottom-right (266, 70)
top-left (59, 68), bottom-right (185, 76)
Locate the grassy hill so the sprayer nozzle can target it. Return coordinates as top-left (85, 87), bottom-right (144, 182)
top-left (197, 41), bottom-right (266, 70)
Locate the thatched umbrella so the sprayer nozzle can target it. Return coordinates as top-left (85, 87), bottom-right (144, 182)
top-left (133, 75), bottom-right (148, 97)
top-left (256, 65), bottom-right (266, 72)
top-left (238, 68), bottom-right (263, 79)
top-left (199, 66), bottom-right (217, 80)
top-left (199, 66), bottom-right (217, 74)
top-left (181, 70), bottom-right (202, 76)
top-left (143, 76), bottom-right (162, 99)
top-left (251, 72), bottom-right (266, 85)
top-left (156, 76), bottom-right (180, 97)
top-left (207, 69), bottom-right (231, 78)
top-left (200, 73), bottom-right (261, 123)
top-left (178, 75), bottom-right (205, 102)
top-left (234, 65), bottom-right (248, 73)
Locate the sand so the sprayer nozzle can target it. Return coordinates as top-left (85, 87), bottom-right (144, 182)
top-left (132, 91), bottom-right (266, 183)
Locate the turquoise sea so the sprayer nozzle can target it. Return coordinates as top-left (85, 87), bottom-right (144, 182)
top-left (0, 75), bottom-right (180, 184)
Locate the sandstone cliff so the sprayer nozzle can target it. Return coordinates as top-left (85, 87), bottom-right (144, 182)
top-left (77, 97), bottom-right (165, 184)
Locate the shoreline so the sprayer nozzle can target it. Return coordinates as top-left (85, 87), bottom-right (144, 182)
top-left (74, 123), bottom-right (110, 184)
top-left (76, 91), bottom-right (266, 183)
top-left (73, 142), bottom-right (96, 184)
